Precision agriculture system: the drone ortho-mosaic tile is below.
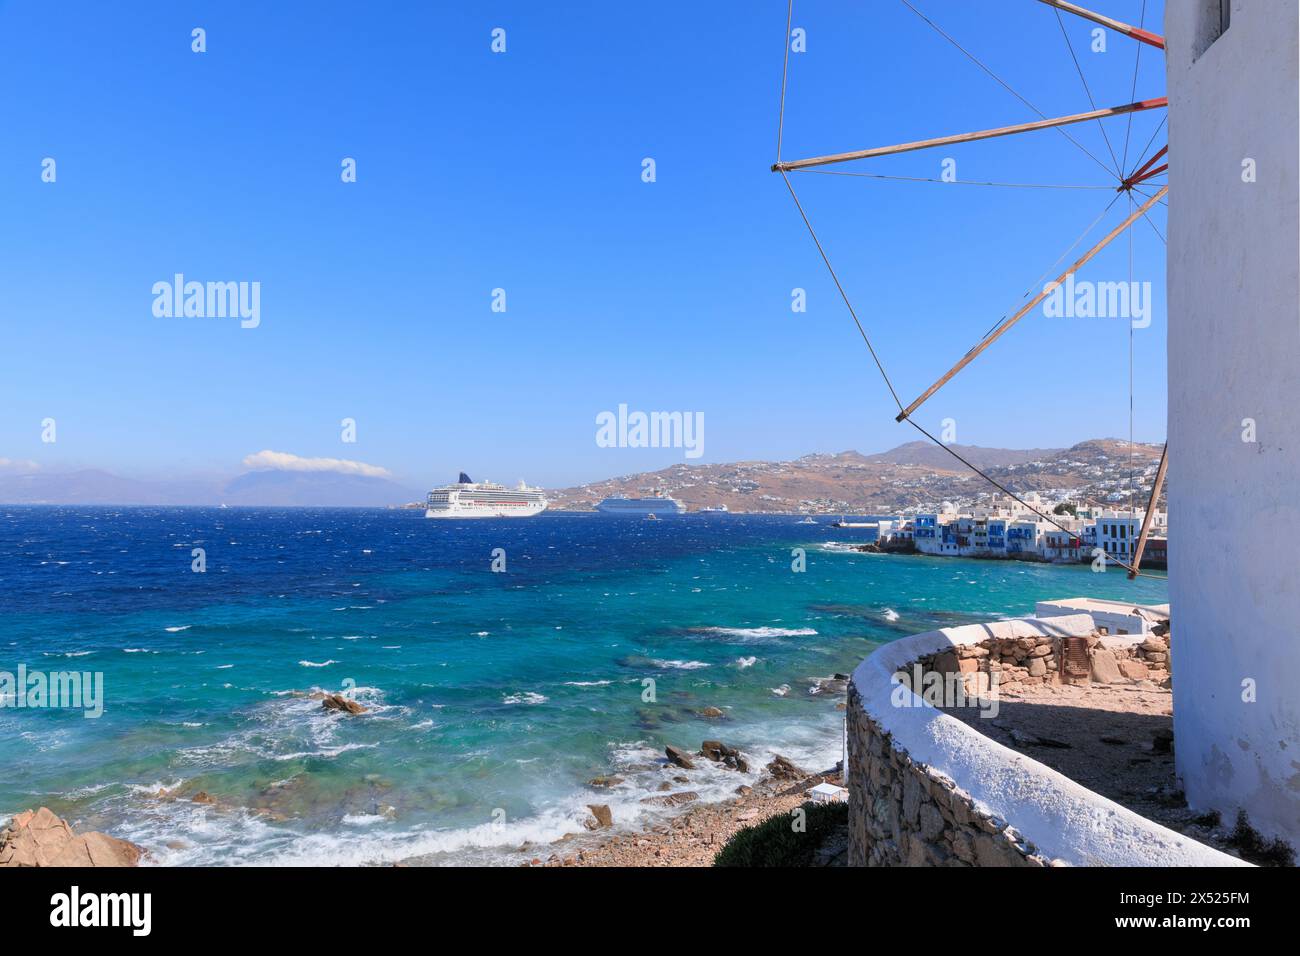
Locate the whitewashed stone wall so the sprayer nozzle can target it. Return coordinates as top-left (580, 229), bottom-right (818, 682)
top-left (847, 616), bottom-right (1246, 867)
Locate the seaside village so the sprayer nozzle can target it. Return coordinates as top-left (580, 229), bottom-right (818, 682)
top-left (878, 493), bottom-right (1167, 569)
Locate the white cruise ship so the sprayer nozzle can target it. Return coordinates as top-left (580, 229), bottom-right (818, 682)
top-left (595, 494), bottom-right (686, 516)
top-left (425, 473), bottom-right (548, 519)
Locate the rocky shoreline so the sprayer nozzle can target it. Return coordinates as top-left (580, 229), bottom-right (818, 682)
top-left (0, 807), bottom-right (144, 867)
top-left (516, 748), bottom-right (848, 868)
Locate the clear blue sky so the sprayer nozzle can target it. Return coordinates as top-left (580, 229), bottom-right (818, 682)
top-left (0, 0), bottom-right (1168, 489)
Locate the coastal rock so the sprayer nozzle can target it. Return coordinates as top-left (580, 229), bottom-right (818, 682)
top-left (588, 776), bottom-right (624, 788)
top-left (321, 693), bottom-right (366, 715)
top-left (665, 745), bottom-right (696, 770)
top-left (810, 675), bottom-right (849, 695)
top-left (640, 791), bottom-right (698, 808)
top-left (0, 807), bottom-right (143, 868)
top-left (192, 791), bottom-right (216, 805)
top-left (696, 706), bottom-right (726, 719)
top-left (765, 754), bottom-right (805, 780)
top-left (586, 804), bottom-right (613, 829)
top-left (700, 740), bottom-right (742, 762)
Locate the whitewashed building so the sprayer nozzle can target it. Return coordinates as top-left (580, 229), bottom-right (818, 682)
top-left (1166, 0), bottom-right (1300, 846)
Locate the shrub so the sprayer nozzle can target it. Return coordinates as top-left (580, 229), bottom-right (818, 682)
top-left (1228, 810), bottom-right (1295, 867)
top-left (713, 801), bottom-right (848, 867)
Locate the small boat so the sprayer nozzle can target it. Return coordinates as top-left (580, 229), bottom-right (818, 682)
top-left (645, 513), bottom-right (660, 521)
top-left (798, 517), bottom-right (817, 524)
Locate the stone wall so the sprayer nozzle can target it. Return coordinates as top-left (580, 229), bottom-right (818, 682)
top-left (847, 615), bottom-right (1246, 867)
top-left (906, 631), bottom-right (1172, 698)
top-left (847, 684), bottom-right (1049, 867)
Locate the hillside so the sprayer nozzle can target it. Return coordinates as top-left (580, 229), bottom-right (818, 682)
top-left (545, 439), bottom-right (1165, 514)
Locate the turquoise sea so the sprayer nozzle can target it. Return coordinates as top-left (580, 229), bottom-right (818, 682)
top-left (0, 508), bottom-right (1168, 865)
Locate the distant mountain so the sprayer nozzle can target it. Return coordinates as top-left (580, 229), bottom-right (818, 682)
top-left (0, 469), bottom-right (217, 506)
top-left (0, 468), bottom-right (419, 507)
top-left (861, 441), bottom-right (1064, 471)
top-left (545, 438), bottom-right (1164, 513)
top-left (220, 470), bottom-right (418, 507)
top-left (1, 438), bottom-right (1163, 511)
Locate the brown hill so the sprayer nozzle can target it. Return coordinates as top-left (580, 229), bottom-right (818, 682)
top-left (546, 439), bottom-right (1164, 514)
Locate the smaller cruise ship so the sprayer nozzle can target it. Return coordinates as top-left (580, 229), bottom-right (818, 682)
top-left (595, 494), bottom-right (686, 516)
top-left (425, 474), bottom-right (548, 519)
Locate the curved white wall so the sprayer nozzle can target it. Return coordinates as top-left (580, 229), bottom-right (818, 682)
top-left (850, 615), bottom-right (1245, 866)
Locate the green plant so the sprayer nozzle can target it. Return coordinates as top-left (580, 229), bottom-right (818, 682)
top-left (1227, 810), bottom-right (1295, 867)
top-left (713, 801), bottom-right (848, 867)
top-left (1188, 808), bottom-right (1221, 828)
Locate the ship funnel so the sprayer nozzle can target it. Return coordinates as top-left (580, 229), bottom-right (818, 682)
top-left (459, 472), bottom-right (472, 484)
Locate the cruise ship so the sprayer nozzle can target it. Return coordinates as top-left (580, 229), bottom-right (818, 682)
top-left (595, 494), bottom-right (686, 516)
top-left (425, 474), bottom-right (548, 518)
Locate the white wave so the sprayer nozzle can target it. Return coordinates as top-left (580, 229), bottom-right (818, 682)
top-left (165, 626), bottom-right (191, 633)
top-left (771, 684), bottom-right (791, 697)
top-left (650, 659), bottom-right (710, 670)
top-left (501, 692), bottom-right (548, 706)
top-left (127, 779), bottom-right (186, 796)
top-left (563, 680), bottom-right (612, 687)
top-left (43, 650), bottom-right (93, 657)
top-left (298, 660), bottom-right (339, 668)
top-left (699, 626), bottom-right (817, 639)
top-left (342, 813), bottom-right (387, 826)
top-left (735, 656), bottom-right (758, 668)
top-left (882, 608), bottom-right (900, 622)
top-left (271, 742), bottom-right (379, 762)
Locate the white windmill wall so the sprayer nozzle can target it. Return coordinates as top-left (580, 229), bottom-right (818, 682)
top-left (1165, 0), bottom-right (1300, 844)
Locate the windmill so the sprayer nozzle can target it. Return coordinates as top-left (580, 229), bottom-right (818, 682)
top-left (772, 0), bottom-right (1169, 578)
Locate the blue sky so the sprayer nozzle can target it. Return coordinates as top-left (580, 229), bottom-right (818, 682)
top-left (0, 0), bottom-right (1168, 489)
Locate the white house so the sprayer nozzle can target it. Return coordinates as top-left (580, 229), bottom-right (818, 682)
top-left (1035, 597), bottom-right (1170, 638)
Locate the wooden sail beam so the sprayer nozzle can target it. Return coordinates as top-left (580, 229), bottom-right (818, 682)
top-left (772, 98), bottom-right (1167, 173)
top-left (1034, 0), bottom-right (1165, 49)
top-left (1122, 145), bottom-right (1168, 189)
top-left (1129, 163), bottom-right (1168, 186)
top-left (1128, 145), bottom-right (1167, 182)
top-left (894, 184), bottom-right (1168, 422)
top-left (1128, 443), bottom-right (1169, 579)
